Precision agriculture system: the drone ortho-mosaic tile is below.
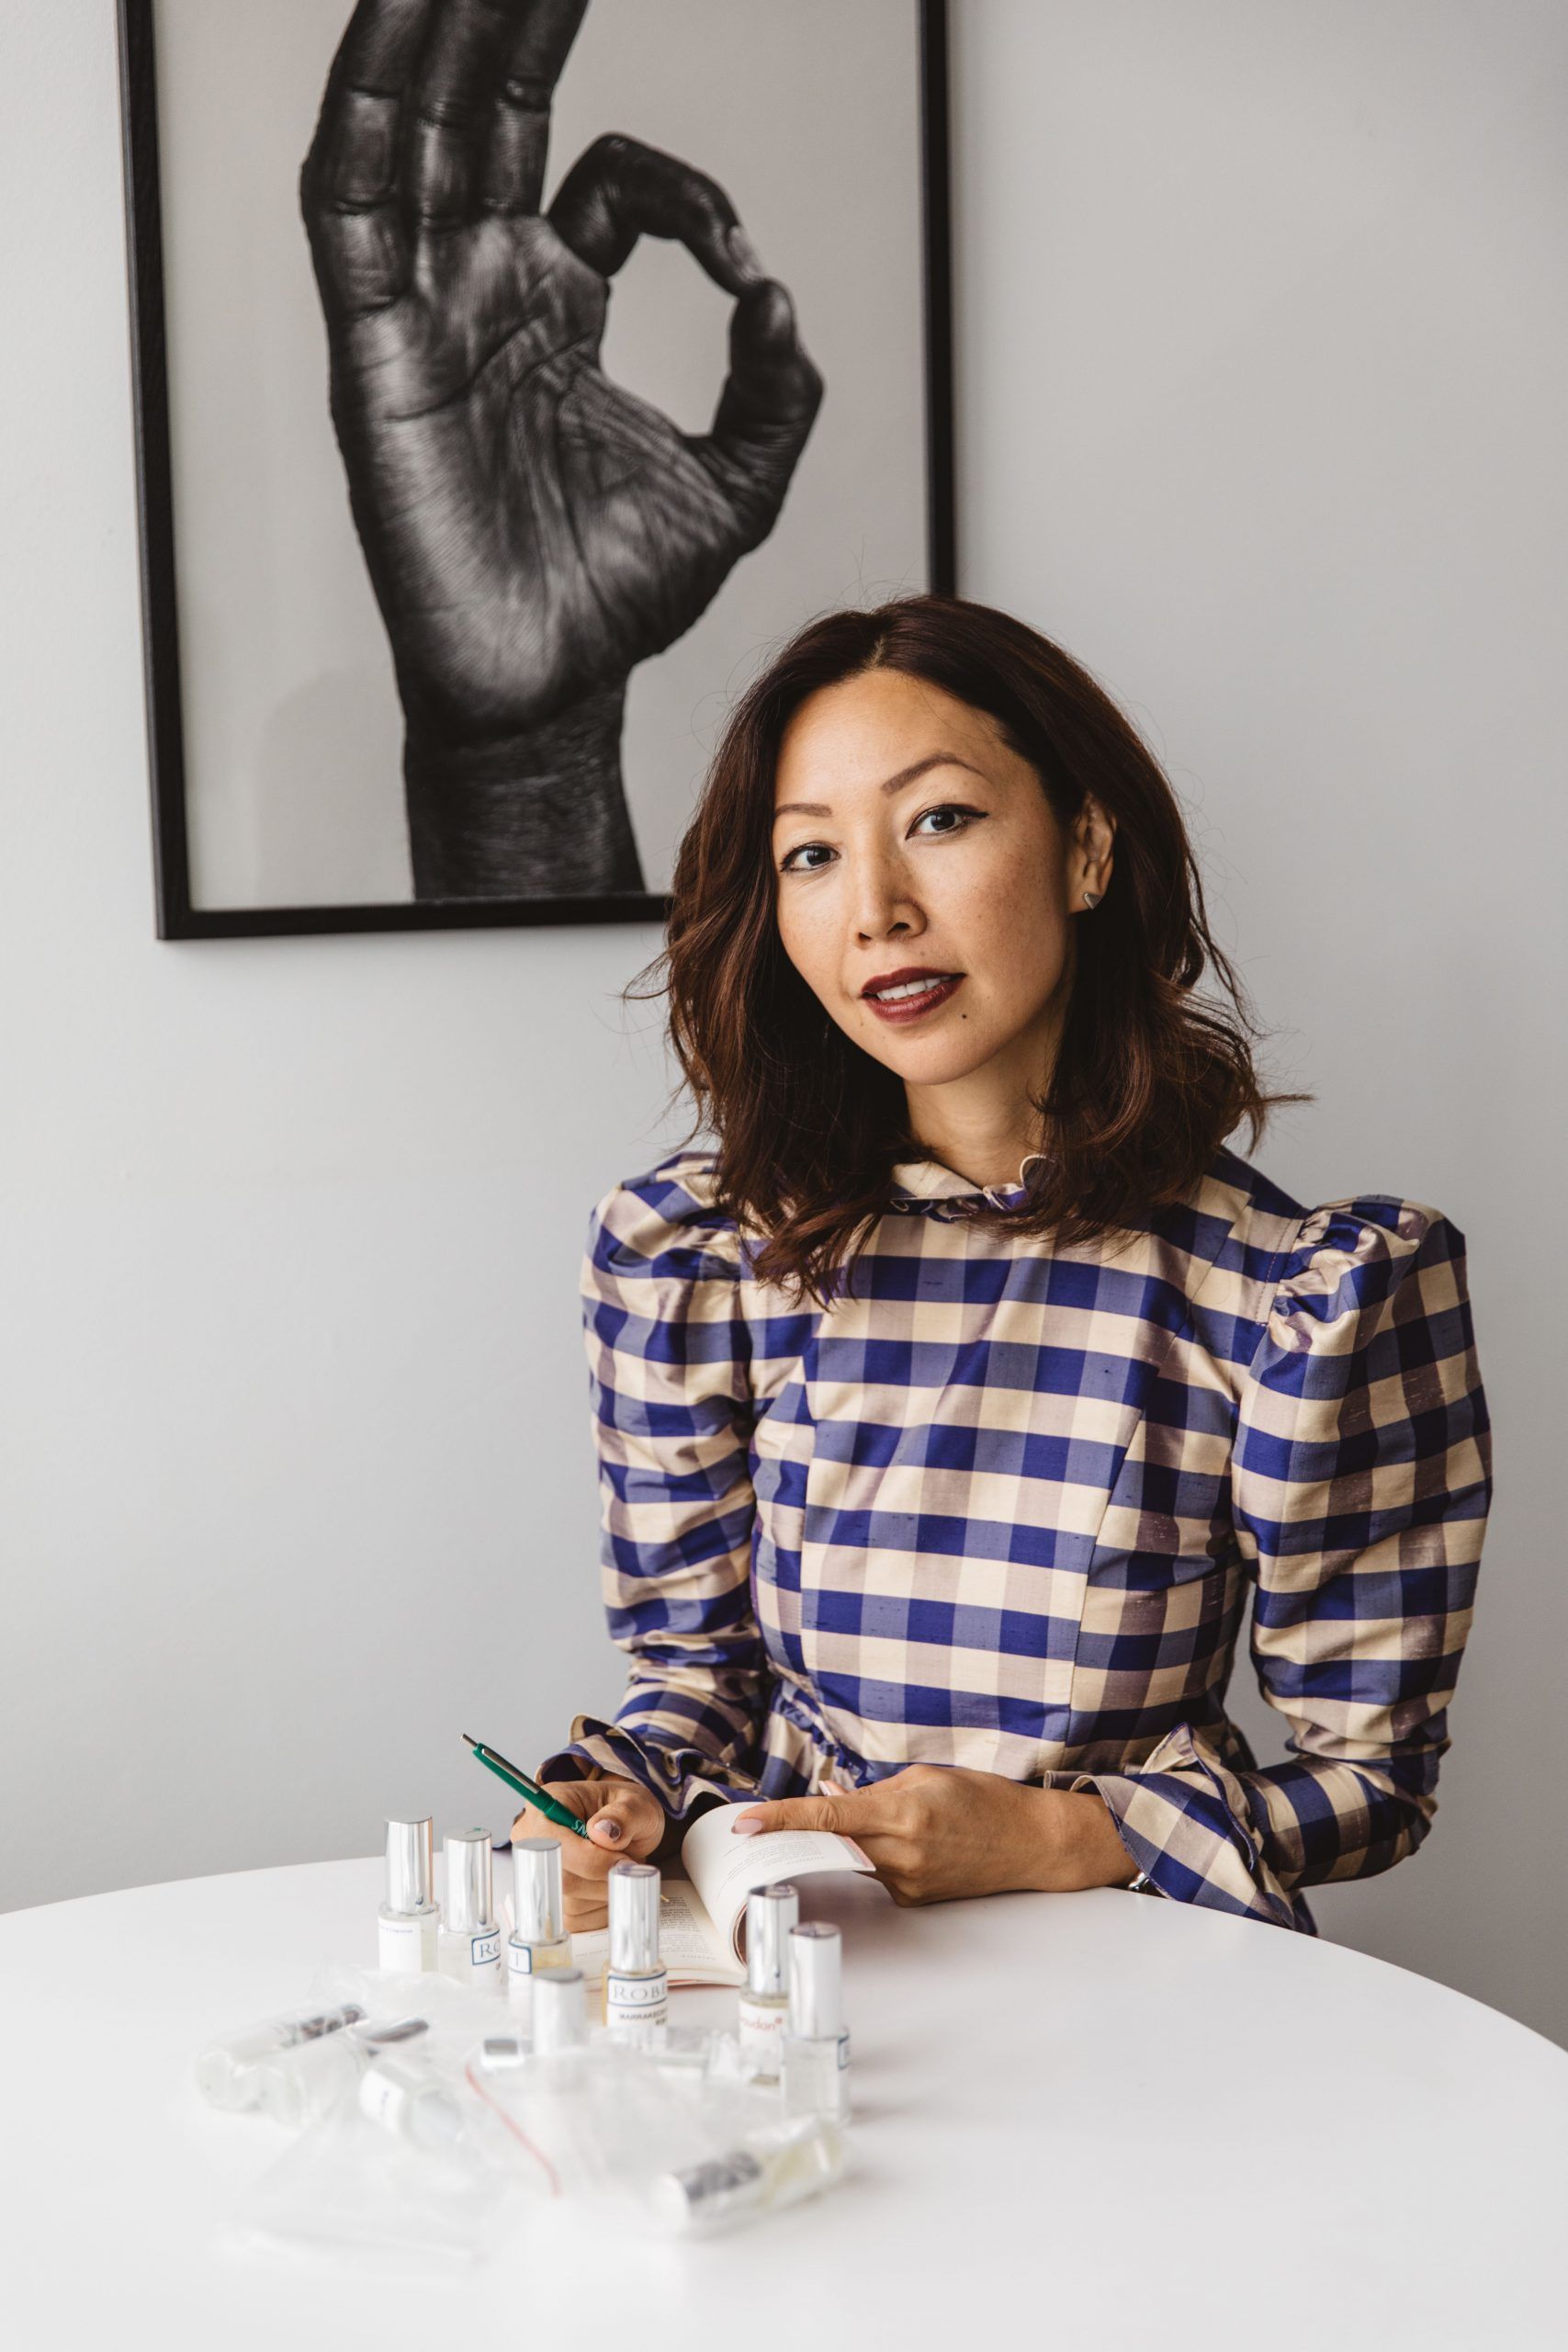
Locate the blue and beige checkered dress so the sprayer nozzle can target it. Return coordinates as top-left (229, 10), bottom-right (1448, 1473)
top-left (543, 1146), bottom-right (1490, 1930)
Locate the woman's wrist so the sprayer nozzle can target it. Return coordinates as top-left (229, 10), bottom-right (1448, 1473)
top-left (1032, 1787), bottom-right (1140, 1892)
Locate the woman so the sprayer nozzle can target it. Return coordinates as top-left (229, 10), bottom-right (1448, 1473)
top-left (520, 594), bottom-right (1491, 1934)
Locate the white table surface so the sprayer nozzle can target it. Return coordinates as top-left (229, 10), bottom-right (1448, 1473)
top-left (2, 1857), bottom-right (1564, 2351)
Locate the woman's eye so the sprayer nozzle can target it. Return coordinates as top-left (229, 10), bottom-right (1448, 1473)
top-left (779, 842), bottom-right (836, 874)
top-left (911, 803), bottom-right (981, 838)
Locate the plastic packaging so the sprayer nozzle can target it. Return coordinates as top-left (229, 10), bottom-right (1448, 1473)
top-left (236, 2061), bottom-right (517, 2268)
top-left (197, 2001), bottom-right (366, 2114)
top-left (260, 2016), bottom-right (432, 2129)
top-left (468, 2029), bottom-right (847, 2236)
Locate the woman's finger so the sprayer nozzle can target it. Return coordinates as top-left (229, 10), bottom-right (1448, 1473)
top-left (577, 1778), bottom-right (664, 1865)
top-left (733, 1784), bottom-right (898, 1840)
top-left (547, 133), bottom-right (763, 297)
top-left (511, 1777), bottom-right (663, 1883)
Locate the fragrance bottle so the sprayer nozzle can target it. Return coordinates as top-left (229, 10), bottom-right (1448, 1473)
top-left (438, 1828), bottom-right (504, 1991)
top-left (649, 2114), bottom-right (848, 2235)
top-left (530, 1965), bottom-right (589, 2061)
top-left (782, 1922), bottom-right (850, 2123)
top-left (378, 1815), bottom-right (439, 1973)
top-left (737, 1881), bottom-right (798, 2079)
top-left (604, 1860), bottom-right (669, 2039)
top-left (507, 1838), bottom-right (574, 2018)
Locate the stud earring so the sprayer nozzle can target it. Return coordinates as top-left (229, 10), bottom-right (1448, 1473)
top-left (1082, 889), bottom-right (1102, 910)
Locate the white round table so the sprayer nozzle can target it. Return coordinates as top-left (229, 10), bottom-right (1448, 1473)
top-left (2, 1858), bottom-right (1563, 2350)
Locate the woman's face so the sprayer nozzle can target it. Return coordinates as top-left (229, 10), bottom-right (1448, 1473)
top-left (772, 668), bottom-right (1112, 1096)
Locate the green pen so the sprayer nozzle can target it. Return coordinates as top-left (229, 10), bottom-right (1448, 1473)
top-left (462, 1733), bottom-right (592, 1839)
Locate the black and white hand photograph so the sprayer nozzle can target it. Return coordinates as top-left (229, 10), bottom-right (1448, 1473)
top-left (122, 0), bottom-right (951, 932)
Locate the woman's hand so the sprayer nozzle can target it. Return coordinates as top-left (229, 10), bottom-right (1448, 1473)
top-left (734, 1765), bottom-right (1138, 1906)
top-left (510, 1776), bottom-right (665, 1932)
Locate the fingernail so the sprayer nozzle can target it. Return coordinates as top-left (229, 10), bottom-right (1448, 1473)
top-left (726, 223), bottom-right (764, 284)
top-left (595, 1817), bottom-right (623, 1844)
top-left (731, 1812), bottom-right (761, 1838)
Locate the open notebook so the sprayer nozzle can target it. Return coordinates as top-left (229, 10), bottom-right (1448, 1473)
top-left (503, 1804), bottom-right (874, 1988)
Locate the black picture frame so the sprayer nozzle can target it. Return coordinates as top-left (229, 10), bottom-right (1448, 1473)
top-left (116, 0), bottom-right (956, 941)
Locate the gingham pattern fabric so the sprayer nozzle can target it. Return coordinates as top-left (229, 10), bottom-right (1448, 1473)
top-left (540, 1147), bottom-right (1490, 1930)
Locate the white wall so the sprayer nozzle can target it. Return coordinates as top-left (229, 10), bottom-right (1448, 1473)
top-left (3, 2), bottom-right (1563, 2048)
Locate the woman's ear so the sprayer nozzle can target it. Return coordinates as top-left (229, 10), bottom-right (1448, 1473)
top-left (1070, 794), bottom-right (1116, 911)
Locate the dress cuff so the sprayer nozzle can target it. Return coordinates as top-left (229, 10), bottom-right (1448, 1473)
top-left (536, 1713), bottom-right (758, 1823)
top-left (1068, 1726), bottom-right (1307, 1932)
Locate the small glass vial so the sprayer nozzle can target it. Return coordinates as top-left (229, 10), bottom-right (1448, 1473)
top-left (649, 2114), bottom-right (847, 2235)
top-left (783, 1922), bottom-right (850, 2124)
top-left (438, 1828), bottom-right (504, 1991)
top-left (737, 1881), bottom-right (798, 2079)
top-left (260, 2015), bottom-right (430, 2128)
top-left (507, 1838), bottom-right (574, 2018)
top-left (358, 2050), bottom-right (463, 2151)
top-left (378, 1815), bottom-right (439, 1973)
top-left (196, 2002), bottom-right (366, 2112)
top-left (604, 1860), bottom-right (668, 2040)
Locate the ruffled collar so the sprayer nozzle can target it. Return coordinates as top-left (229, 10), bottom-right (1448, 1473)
top-left (888, 1151), bottom-right (1047, 1218)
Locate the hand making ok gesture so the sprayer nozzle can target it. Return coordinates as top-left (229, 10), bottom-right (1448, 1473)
top-left (300, 0), bottom-right (824, 897)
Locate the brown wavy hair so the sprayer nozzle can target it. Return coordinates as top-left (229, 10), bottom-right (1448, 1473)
top-left (641, 593), bottom-right (1295, 1303)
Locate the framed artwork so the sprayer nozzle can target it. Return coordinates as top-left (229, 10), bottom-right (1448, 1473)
top-left (117, 0), bottom-right (955, 938)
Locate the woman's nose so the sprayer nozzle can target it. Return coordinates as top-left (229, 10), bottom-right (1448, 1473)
top-left (852, 854), bottom-right (921, 944)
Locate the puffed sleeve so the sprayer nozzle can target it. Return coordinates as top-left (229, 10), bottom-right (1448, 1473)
top-left (1077, 1198), bottom-right (1491, 1928)
top-left (536, 1159), bottom-right (767, 1817)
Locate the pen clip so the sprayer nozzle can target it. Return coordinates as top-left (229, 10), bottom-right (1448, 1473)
top-left (464, 1734), bottom-right (536, 1792)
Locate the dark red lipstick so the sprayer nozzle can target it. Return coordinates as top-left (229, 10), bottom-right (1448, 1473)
top-left (860, 967), bottom-right (964, 1024)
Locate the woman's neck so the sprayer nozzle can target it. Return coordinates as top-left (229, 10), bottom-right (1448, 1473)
top-left (902, 1084), bottom-right (1047, 1194)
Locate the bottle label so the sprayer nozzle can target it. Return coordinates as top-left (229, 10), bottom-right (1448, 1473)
top-left (358, 2070), bottom-right (405, 2132)
top-left (606, 1970), bottom-right (669, 2025)
top-left (469, 1930), bottom-right (502, 1968)
top-left (509, 1938), bottom-right (572, 1980)
top-left (378, 1913), bottom-right (436, 1973)
top-left (738, 1996), bottom-right (787, 2063)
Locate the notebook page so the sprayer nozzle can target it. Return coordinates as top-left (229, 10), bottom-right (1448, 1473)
top-left (681, 1808), bottom-right (874, 1958)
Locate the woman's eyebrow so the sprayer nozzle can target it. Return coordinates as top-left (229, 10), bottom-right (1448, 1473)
top-left (773, 753), bottom-right (986, 824)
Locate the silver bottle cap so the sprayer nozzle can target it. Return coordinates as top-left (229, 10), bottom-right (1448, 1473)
top-left (443, 1829), bottom-right (495, 1933)
top-left (512, 1838), bottom-right (564, 1943)
top-left (652, 2147), bottom-right (766, 2233)
top-left (530, 1968), bottom-right (587, 2055)
top-left (788, 1922), bottom-right (843, 2041)
top-left (384, 1817), bottom-right (434, 1914)
top-left (746, 1882), bottom-right (799, 1997)
top-left (607, 1860), bottom-right (660, 1974)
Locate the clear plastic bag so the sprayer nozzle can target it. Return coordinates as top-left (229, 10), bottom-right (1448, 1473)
top-left (467, 2032), bottom-right (847, 2237)
top-left (196, 1998), bottom-right (367, 2114)
top-left (234, 2041), bottom-right (523, 2269)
